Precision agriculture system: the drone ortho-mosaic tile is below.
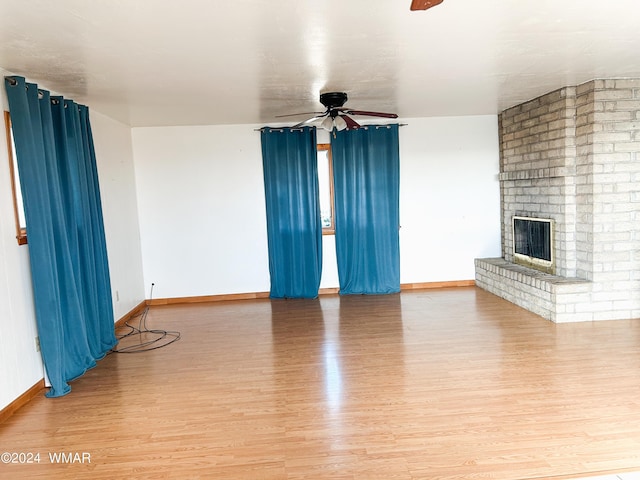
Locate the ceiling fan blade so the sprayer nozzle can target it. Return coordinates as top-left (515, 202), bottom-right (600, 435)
top-left (343, 109), bottom-right (398, 119)
top-left (410, 0), bottom-right (444, 11)
top-left (275, 111), bottom-right (325, 118)
top-left (292, 114), bottom-right (327, 128)
top-left (340, 115), bottom-right (361, 130)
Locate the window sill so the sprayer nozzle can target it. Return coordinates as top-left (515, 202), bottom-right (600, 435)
top-left (16, 229), bottom-right (27, 245)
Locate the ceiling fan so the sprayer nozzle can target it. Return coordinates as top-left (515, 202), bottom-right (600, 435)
top-left (277, 92), bottom-right (398, 131)
top-left (410, 0), bottom-right (444, 11)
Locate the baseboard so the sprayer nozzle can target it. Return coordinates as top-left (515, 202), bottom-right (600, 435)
top-left (147, 291), bottom-right (271, 306)
top-left (319, 287), bottom-right (340, 295)
top-left (0, 379), bottom-right (45, 424)
top-left (114, 300), bottom-right (148, 329)
top-left (401, 279), bottom-right (475, 290)
top-left (146, 281), bottom-right (475, 306)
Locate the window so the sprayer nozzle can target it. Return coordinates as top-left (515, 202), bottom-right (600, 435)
top-left (317, 143), bottom-right (335, 235)
top-left (4, 111), bottom-right (27, 245)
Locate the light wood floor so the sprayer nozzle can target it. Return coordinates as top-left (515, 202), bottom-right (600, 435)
top-left (3, 287), bottom-right (640, 479)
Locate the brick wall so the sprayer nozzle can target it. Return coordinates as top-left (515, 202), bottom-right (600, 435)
top-left (498, 87), bottom-right (577, 277)
top-left (476, 78), bottom-right (640, 322)
top-left (580, 80), bottom-right (640, 317)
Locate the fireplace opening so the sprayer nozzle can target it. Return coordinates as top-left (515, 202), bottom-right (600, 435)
top-left (512, 216), bottom-right (554, 273)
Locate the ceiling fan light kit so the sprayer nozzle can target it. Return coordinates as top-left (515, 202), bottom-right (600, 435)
top-left (321, 115), bottom-right (347, 132)
top-left (333, 116), bottom-right (348, 131)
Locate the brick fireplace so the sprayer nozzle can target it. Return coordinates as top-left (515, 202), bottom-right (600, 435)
top-left (475, 79), bottom-right (640, 322)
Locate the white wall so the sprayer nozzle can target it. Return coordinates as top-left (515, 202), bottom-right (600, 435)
top-left (132, 125), bottom-right (271, 298)
top-left (399, 116), bottom-right (501, 282)
top-left (91, 111), bottom-right (146, 318)
top-left (132, 115), bottom-right (501, 298)
top-left (0, 68), bottom-right (42, 409)
top-left (0, 71), bottom-right (145, 408)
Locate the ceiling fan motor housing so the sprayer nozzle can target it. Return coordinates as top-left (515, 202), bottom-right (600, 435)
top-left (320, 92), bottom-right (348, 109)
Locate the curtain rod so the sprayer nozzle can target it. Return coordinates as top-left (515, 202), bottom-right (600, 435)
top-left (255, 123), bottom-right (407, 132)
top-left (255, 127), bottom-right (307, 132)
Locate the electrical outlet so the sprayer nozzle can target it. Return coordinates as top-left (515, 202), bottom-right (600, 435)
top-left (35, 336), bottom-right (40, 352)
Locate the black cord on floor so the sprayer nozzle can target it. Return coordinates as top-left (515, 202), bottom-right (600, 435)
top-left (110, 283), bottom-right (181, 354)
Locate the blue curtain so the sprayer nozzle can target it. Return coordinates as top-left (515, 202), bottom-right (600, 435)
top-left (5, 76), bottom-right (116, 398)
top-left (332, 124), bottom-right (400, 294)
top-left (261, 127), bottom-right (322, 298)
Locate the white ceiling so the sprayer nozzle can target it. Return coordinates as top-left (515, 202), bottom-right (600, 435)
top-left (2, 0), bottom-right (640, 127)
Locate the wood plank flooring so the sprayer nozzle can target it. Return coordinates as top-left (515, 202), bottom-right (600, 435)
top-left (2, 287), bottom-right (640, 479)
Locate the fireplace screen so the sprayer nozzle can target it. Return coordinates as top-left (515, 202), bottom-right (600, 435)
top-left (512, 216), bottom-right (553, 271)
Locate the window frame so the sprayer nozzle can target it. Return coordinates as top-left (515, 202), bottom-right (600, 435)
top-left (317, 143), bottom-right (335, 235)
top-left (4, 111), bottom-right (27, 245)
